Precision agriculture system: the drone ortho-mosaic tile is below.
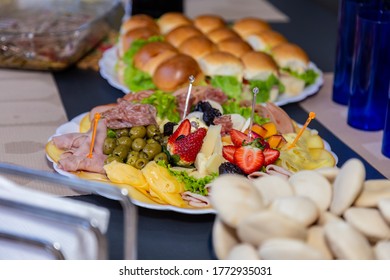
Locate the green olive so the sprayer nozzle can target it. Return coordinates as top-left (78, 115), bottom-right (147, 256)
top-left (126, 154), bottom-right (138, 166)
top-left (146, 124), bottom-right (160, 138)
top-left (113, 144), bottom-right (131, 161)
top-left (131, 138), bottom-right (146, 152)
top-left (128, 150), bottom-right (140, 157)
top-left (116, 128), bottom-right (129, 138)
top-left (103, 138), bottom-right (117, 155)
top-left (143, 143), bottom-right (162, 160)
top-left (135, 158), bottom-right (148, 169)
top-left (138, 151), bottom-right (149, 159)
top-left (105, 155), bottom-right (122, 164)
top-left (154, 152), bottom-right (168, 163)
top-left (117, 136), bottom-right (132, 146)
top-left (146, 138), bottom-right (159, 144)
top-left (129, 126), bottom-right (147, 139)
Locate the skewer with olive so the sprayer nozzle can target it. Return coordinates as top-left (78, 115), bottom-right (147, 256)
top-left (103, 124), bottom-right (167, 169)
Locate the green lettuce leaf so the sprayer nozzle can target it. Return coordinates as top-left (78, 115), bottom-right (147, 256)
top-left (283, 68), bottom-right (318, 86)
top-left (140, 91), bottom-right (181, 123)
top-left (123, 64), bottom-right (156, 92)
top-left (122, 35), bottom-right (164, 66)
top-left (210, 75), bottom-right (242, 100)
top-left (248, 74), bottom-right (285, 103)
top-left (157, 161), bottom-right (217, 196)
top-left (222, 100), bottom-right (269, 125)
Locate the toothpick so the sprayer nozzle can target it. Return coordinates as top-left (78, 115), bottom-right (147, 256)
top-left (247, 87), bottom-right (259, 141)
top-left (182, 75), bottom-right (195, 121)
top-left (87, 113), bottom-right (101, 158)
top-left (288, 112), bottom-right (316, 149)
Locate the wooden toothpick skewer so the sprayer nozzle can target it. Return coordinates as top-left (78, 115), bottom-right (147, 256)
top-left (288, 111), bottom-right (316, 149)
top-left (182, 75), bottom-right (195, 120)
top-left (87, 113), bottom-right (101, 158)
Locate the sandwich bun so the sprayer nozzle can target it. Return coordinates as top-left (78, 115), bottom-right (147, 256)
top-left (232, 17), bottom-right (271, 38)
top-left (158, 12), bottom-right (192, 34)
top-left (165, 25), bottom-right (203, 48)
top-left (120, 14), bottom-right (159, 35)
top-left (153, 53), bottom-right (204, 92)
top-left (133, 41), bottom-right (178, 74)
top-left (178, 35), bottom-right (217, 61)
top-left (271, 43), bottom-right (310, 74)
top-left (217, 37), bottom-right (253, 58)
top-left (118, 27), bottom-right (160, 57)
top-left (244, 29), bottom-right (287, 52)
top-left (207, 27), bottom-right (241, 43)
top-left (241, 51), bottom-right (279, 81)
top-left (198, 51), bottom-right (244, 80)
top-left (193, 14), bottom-right (226, 34)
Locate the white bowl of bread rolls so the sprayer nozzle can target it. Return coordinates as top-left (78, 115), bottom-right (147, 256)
top-left (115, 12), bottom-right (319, 100)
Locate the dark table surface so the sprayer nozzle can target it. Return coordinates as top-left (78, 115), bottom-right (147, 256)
top-left (52, 0), bottom-right (386, 260)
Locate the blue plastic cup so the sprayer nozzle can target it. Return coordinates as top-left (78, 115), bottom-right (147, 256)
top-left (382, 87), bottom-right (390, 158)
top-left (347, 9), bottom-right (390, 131)
top-left (332, 0), bottom-right (373, 105)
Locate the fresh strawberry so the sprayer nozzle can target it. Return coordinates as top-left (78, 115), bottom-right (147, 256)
top-left (263, 148), bottom-right (280, 166)
top-left (233, 146), bottom-right (264, 174)
top-left (229, 129), bottom-right (254, 147)
top-left (167, 119), bottom-right (191, 146)
top-left (168, 128), bottom-right (207, 166)
top-left (222, 145), bottom-right (237, 163)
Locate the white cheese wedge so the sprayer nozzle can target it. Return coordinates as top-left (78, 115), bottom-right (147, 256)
top-left (200, 124), bottom-right (222, 157)
top-left (206, 153), bottom-right (225, 174)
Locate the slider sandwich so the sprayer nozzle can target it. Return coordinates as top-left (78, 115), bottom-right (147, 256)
top-left (118, 37), bottom-right (167, 92)
top-left (157, 12), bottom-right (193, 34)
top-left (232, 17), bottom-right (271, 38)
top-left (271, 43), bottom-right (318, 96)
top-left (165, 25), bottom-right (203, 48)
top-left (198, 51), bottom-right (244, 100)
top-left (216, 37), bottom-right (253, 58)
top-left (193, 14), bottom-right (226, 34)
top-left (243, 29), bottom-right (287, 53)
top-left (206, 27), bottom-right (241, 44)
top-left (117, 14), bottom-right (161, 57)
top-left (241, 51), bottom-right (285, 103)
top-left (178, 35), bottom-right (217, 62)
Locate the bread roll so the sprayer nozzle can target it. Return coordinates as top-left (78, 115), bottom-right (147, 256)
top-left (157, 12), bottom-right (192, 34)
top-left (133, 41), bottom-right (178, 75)
top-left (193, 14), bottom-right (226, 34)
top-left (241, 51), bottom-right (279, 81)
top-left (178, 35), bottom-right (217, 61)
top-left (207, 27), bottom-right (241, 44)
top-left (217, 37), bottom-right (253, 58)
top-left (153, 53), bottom-right (204, 92)
top-left (165, 25), bottom-right (203, 48)
top-left (120, 14), bottom-right (159, 35)
top-left (232, 17), bottom-right (271, 38)
top-left (244, 30), bottom-right (287, 52)
top-left (198, 51), bottom-right (244, 80)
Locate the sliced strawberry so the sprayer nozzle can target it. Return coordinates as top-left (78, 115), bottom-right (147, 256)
top-left (263, 148), bottom-right (280, 166)
top-left (167, 119), bottom-right (191, 146)
top-left (229, 129), bottom-right (254, 147)
top-left (222, 145), bottom-right (237, 163)
top-left (169, 128), bottom-right (207, 166)
top-left (234, 146), bottom-right (264, 174)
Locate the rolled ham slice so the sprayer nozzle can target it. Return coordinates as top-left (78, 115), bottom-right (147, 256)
top-left (248, 165), bottom-right (293, 181)
top-left (181, 191), bottom-right (211, 208)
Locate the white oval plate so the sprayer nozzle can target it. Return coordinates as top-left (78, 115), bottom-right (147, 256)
top-left (99, 46), bottom-right (324, 106)
top-left (47, 113), bottom-right (337, 215)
